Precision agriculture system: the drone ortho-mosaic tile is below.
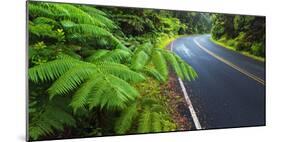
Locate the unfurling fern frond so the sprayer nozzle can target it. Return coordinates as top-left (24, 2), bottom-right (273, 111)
top-left (114, 103), bottom-right (138, 134)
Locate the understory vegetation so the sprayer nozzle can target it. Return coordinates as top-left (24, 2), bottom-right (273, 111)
top-left (211, 14), bottom-right (265, 60)
top-left (28, 2), bottom-right (210, 141)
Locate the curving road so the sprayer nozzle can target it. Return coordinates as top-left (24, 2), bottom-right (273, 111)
top-left (171, 35), bottom-right (265, 130)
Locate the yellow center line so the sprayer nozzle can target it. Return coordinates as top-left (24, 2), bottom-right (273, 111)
top-left (193, 38), bottom-right (265, 85)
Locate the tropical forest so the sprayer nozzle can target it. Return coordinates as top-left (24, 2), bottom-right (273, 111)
top-left (27, 1), bottom-right (265, 141)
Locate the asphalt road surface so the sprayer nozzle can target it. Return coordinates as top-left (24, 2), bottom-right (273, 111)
top-left (171, 34), bottom-right (265, 129)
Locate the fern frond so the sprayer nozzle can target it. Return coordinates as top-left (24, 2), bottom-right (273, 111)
top-left (151, 112), bottom-right (162, 132)
top-left (93, 49), bottom-right (132, 63)
top-left (86, 50), bottom-right (110, 62)
top-left (28, 58), bottom-right (80, 83)
top-left (88, 74), bottom-right (139, 110)
top-left (134, 42), bottom-right (153, 55)
top-left (33, 17), bottom-right (59, 26)
top-left (48, 65), bottom-right (96, 98)
top-left (70, 74), bottom-right (102, 112)
top-left (179, 61), bottom-right (191, 81)
top-left (174, 55), bottom-right (198, 81)
top-left (137, 107), bottom-right (151, 133)
top-left (151, 50), bottom-right (168, 81)
top-left (131, 50), bottom-right (149, 70)
top-left (79, 5), bottom-right (117, 29)
top-left (161, 49), bottom-right (184, 79)
top-left (141, 67), bottom-right (165, 83)
top-left (29, 104), bottom-right (75, 140)
top-left (28, 3), bottom-right (54, 19)
top-left (161, 120), bottom-right (177, 132)
top-left (97, 62), bottom-right (145, 83)
top-left (61, 21), bottom-right (111, 37)
top-left (29, 23), bottom-right (56, 38)
top-left (114, 103), bottom-right (138, 134)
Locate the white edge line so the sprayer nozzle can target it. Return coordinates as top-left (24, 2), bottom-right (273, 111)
top-left (170, 41), bottom-right (202, 130)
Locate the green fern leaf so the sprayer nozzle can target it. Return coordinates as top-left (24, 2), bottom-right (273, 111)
top-left (161, 50), bottom-right (184, 79)
top-left (114, 103), bottom-right (138, 134)
top-left (137, 107), bottom-right (151, 133)
top-left (131, 50), bottom-right (149, 70)
top-left (48, 65), bottom-right (96, 98)
top-left (97, 62), bottom-right (145, 83)
top-left (88, 74), bottom-right (139, 110)
top-left (151, 112), bottom-right (162, 132)
top-left (141, 67), bottom-right (165, 83)
top-left (28, 58), bottom-right (80, 83)
top-left (151, 50), bottom-right (168, 81)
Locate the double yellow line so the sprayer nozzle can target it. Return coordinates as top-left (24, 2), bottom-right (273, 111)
top-left (193, 38), bottom-right (265, 85)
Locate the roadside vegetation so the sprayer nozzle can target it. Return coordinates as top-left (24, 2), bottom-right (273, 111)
top-left (210, 14), bottom-right (265, 61)
top-left (28, 2), bottom-right (211, 141)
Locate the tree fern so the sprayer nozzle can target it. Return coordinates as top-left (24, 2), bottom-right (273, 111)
top-left (29, 55), bottom-right (144, 111)
top-left (29, 2), bottom-right (127, 51)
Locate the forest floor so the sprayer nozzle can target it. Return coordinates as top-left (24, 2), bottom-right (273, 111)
top-left (164, 70), bottom-right (193, 130)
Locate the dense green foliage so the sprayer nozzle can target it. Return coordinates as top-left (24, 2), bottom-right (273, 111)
top-left (211, 14), bottom-right (265, 57)
top-left (27, 2), bottom-right (207, 141)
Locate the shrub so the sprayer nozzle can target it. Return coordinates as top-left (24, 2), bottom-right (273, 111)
top-left (251, 42), bottom-right (264, 57)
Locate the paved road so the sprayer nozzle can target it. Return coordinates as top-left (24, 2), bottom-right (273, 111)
top-left (171, 34), bottom-right (265, 129)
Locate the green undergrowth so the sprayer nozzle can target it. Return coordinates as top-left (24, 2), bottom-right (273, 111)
top-left (210, 37), bottom-right (265, 62)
